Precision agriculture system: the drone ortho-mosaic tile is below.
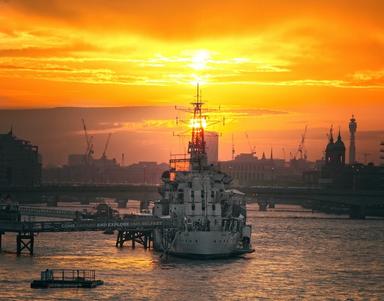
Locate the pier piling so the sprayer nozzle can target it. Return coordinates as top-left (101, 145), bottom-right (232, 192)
top-left (115, 230), bottom-right (152, 249)
top-left (16, 232), bottom-right (34, 256)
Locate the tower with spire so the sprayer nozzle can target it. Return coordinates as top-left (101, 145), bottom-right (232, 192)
top-left (334, 129), bottom-right (346, 165)
top-left (349, 115), bottom-right (357, 164)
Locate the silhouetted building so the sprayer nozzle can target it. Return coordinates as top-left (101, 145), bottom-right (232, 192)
top-left (0, 130), bottom-right (42, 187)
top-left (321, 127), bottom-right (347, 186)
top-left (320, 127), bottom-right (382, 190)
top-left (219, 153), bottom-right (285, 186)
top-left (43, 160), bottom-right (168, 185)
top-left (349, 115), bottom-right (357, 164)
top-left (205, 132), bottom-right (219, 165)
top-left (68, 154), bottom-right (88, 166)
top-left (125, 161), bottom-right (168, 184)
top-left (325, 129), bottom-right (346, 167)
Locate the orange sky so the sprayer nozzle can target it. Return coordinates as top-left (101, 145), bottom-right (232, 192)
top-left (0, 0), bottom-right (383, 164)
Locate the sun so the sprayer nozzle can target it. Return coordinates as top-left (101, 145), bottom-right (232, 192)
top-left (188, 50), bottom-right (211, 85)
top-left (190, 50), bottom-right (210, 71)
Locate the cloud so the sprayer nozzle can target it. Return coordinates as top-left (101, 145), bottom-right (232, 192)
top-left (348, 69), bottom-right (384, 87)
top-left (1, 0), bottom-right (384, 92)
top-left (4, 1), bottom-right (384, 40)
top-left (0, 42), bottom-right (98, 58)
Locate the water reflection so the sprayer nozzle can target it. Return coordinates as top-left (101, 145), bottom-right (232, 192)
top-left (0, 205), bottom-right (383, 300)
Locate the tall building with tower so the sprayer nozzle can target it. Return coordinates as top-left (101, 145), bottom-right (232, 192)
top-left (205, 132), bottom-right (219, 165)
top-left (349, 115), bottom-right (357, 164)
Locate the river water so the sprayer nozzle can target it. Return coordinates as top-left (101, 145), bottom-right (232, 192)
top-left (0, 204), bottom-right (383, 300)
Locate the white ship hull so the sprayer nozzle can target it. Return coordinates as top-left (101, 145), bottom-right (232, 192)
top-left (154, 230), bottom-right (253, 259)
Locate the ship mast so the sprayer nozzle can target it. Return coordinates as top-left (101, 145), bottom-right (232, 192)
top-left (188, 83), bottom-right (208, 170)
top-left (171, 83), bottom-right (213, 172)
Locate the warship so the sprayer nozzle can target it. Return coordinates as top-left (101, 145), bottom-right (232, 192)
top-left (152, 85), bottom-right (254, 258)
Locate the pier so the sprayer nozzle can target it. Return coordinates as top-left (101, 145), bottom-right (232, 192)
top-left (0, 217), bottom-right (168, 256)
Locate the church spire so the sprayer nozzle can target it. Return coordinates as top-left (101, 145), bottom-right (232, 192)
top-left (329, 125), bottom-right (334, 143)
top-left (8, 125), bottom-right (13, 136)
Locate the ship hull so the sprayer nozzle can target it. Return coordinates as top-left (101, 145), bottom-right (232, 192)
top-left (168, 249), bottom-right (254, 259)
top-left (154, 230), bottom-right (254, 259)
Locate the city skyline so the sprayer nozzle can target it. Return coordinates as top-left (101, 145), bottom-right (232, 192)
top-left (0, 106), bottom-right (382, 166)
top-left (0, 1), bottom-right (383, 164)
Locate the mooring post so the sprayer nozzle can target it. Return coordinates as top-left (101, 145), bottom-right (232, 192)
top-left (30, 233), bottom-right (34, 255)
top-left (143, 234), bottom-right (148, 249)
top-left (16, 233), bottom-right (21, 256)
top-left (0, 232), bottom-right (3, 251)
top-left (115, 231), bottom-right (120, 247)
top-left (116, 231), bottom-right (124, 247)
top-left (131, 232), bottom-right (136, 248)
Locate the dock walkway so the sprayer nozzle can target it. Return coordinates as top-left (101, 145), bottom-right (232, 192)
top-left (0, 216), bottom-right (169, 256)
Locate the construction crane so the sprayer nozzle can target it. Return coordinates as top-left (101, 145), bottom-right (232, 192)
top-left (81, 118), bottom-right (94, 164)
top-left (101, 133), bottom-right (112, 159)
top-left (231, 134), bottom-right (236, 160)
top-left (295, 125), bottom-right (308, 160)
top-left (245, 132), bottom-right (256, 155)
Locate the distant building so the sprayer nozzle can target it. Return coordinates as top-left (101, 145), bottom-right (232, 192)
top-left (320, 127), bottom-right (346, 186)
top-left (325, 129), bottom-right (346, 167)
top-left (381, 141), bottom-right (384, 166)
top-left (320, 127), bottom-right (382, 190)
top-left (124, 161), bottom-right (169, 184)
top-left (219, 153), bottom-right (285, 186)
top-left (43, 159), bottom-right (168, 185)
top-left (68, 154), bottom-right (88, 166)
top-left (0, 130), bottom-right (42, 187)
top-left (349, 115), bottom-right (357, 164)
top-left (205, 132), bottom-right (219, 165)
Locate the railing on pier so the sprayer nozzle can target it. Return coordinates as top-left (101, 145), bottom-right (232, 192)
top-left (19, 206), bottom-right (80, 219)
top-left (0, 216), bottom-right (170, 256)
top-left (0, 216), bottom-right (167, 233)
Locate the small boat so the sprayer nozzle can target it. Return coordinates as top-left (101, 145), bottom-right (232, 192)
top-left (31, 269), bottom-right (104, 288)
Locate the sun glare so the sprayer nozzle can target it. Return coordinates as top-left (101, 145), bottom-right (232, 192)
top-left (190, 50), bottom-right (210, 71)
top-left (189, 117), bottom-right (207, 129)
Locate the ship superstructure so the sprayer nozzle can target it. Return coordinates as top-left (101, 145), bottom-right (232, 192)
top-left (152, 85), bottom-right (254, 258)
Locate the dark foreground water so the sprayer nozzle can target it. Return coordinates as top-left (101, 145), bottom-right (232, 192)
top-left (0, 204), bottom-right (383, 300)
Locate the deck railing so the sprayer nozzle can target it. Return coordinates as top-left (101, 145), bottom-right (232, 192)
top-left (41, 269), bottom-right (96, 281)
